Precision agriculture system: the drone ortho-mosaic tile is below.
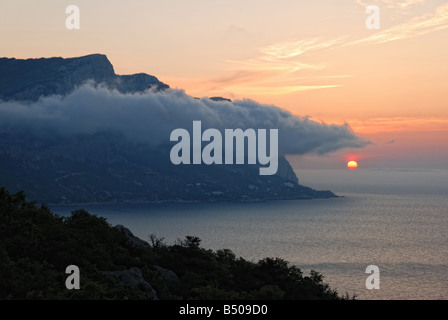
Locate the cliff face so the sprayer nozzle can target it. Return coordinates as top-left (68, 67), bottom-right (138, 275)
top-left (0, 54), bottom-right (168, 101)
top-left (0, 54), bottom-right (335, 204)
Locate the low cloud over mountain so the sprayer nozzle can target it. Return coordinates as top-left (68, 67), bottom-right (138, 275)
top-left (0, 54), bottom-right (369, 204)
top-left (0, 83), bottom-right (368, 156)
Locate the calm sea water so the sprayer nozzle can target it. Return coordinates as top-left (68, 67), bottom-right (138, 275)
top-left (51, 169), bottom-right (448, 300)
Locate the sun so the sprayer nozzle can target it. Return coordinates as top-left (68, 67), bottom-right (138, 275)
top-left (347, 160), bottom-right (358, 170)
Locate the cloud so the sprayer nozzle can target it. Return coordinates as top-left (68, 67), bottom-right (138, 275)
top-left (348, 117), bottom-right (448, 134)
top-left (227, 24), bottom-right (246, 34)
top-left (206, 36), bottom-right (349, 95)
top-left (355, 0), bottom-right (425, 9)
top-left (259, 37), bottom-right (346, 61)
top-left (207, 2), bottom-right (448, 96)
top-left (352, 2), bottom-right (448, 45)
top-left (217, 84), bottom-right (343, 96)
top-left (0, 84), bottom-right (369, 156)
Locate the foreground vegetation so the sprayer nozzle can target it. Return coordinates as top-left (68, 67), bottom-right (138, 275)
top-left (0, 187), bottom-right (346, 300)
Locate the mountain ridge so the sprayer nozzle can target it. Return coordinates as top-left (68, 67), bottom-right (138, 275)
top-left (0, 54), bottom-right (336, 204)
top-left (0, 54), bottom-right (169, 101)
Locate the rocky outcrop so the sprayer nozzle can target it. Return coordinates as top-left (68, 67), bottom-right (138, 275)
top-left (101, 267), bottom-right (158, 300)
top-left (115, 225), bottom-right (152, 251)
top-left (277, 156), bottom-right (299, 184)
top-left (0, 54), bottom-right (168, 101)
top-left (154, 266), bottom-right (180, 282)
top-left (113, 73), bottom-right (169, 94)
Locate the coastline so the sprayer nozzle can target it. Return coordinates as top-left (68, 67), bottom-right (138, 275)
top-left (47, 191), bottom-right (339, 208)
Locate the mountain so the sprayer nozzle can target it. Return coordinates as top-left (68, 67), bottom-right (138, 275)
top-left (0, 54), bottom-right (335, 204)
top-left (0, 54), bottom-right (169, 101)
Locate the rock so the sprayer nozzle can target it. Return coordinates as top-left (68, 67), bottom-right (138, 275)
top-left (0, 54), bottom-right (169, 101)
top-left (209, 96), bottom-right (232, 102)
top-left (154, 266), bottom-right (180, 282)
top-left (101, 267), bottom-right (158, 300)
top-left (277, 156), bottom-right (299, 184)
top-left (113, 73), bottom-right (169, 93)
top-left (115, 225), bottom-right (152, 251)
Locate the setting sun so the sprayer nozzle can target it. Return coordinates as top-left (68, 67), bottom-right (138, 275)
top-left (347, 160), bottom-right (358, 170)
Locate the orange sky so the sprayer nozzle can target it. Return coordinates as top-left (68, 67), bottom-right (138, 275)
top-left (1, 0), bottom-right (447, 169)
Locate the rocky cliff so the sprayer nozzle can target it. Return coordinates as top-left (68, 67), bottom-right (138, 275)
top-left (0, 54), bottom-right (168, 101)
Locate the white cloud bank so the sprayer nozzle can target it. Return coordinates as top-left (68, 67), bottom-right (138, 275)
top-left (0, 84), bottom-right (369, 155)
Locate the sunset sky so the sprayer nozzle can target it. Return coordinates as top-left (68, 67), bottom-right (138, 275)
top-left (1, 0), bottom-right (447, 169)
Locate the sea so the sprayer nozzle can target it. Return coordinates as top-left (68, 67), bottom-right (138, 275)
top-left (51, 169), bottom-right (448, 300)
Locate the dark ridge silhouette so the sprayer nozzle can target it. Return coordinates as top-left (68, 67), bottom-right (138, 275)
top-left (0, 54), bottom-right (169, 101)
top-left (0, 187), bottom-right (348, 300)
